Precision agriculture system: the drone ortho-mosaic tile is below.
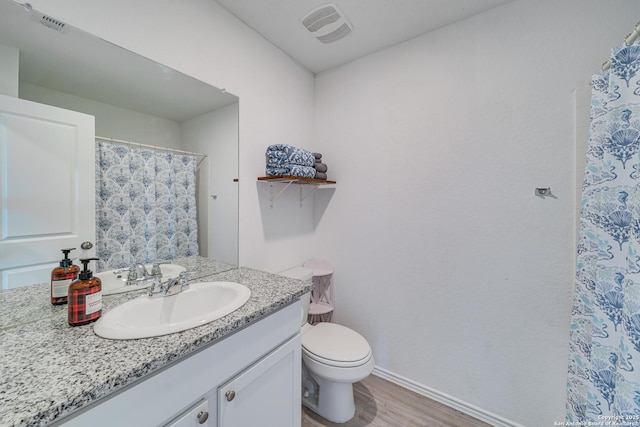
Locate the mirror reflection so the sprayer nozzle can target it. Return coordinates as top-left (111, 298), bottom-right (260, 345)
top-left (0, 0), bottom-right (239, 289)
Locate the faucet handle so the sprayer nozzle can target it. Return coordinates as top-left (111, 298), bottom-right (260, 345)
top-left (150, 263), bottom-right (161, 276)
top-left (177, 271), bottom-right (190, 290)
top-left (147, 277), bottom-right (163, 297)
top-left (150, 261), bottom-right (172, 276)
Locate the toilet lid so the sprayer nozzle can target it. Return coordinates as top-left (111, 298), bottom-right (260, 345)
top-left (302, 323), bottom-right (371, 366)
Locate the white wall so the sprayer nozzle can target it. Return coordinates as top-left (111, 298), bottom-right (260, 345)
top-left (182, 103), bottom-right (239, 264)
top-left (25, 0), bottom-right (317, 273)
top-left (19, 83), bottom-right (182, 148)
top-left (313, 1), bottom-right (640, 426)
top-left (0, 43), bottom-right (18, 97)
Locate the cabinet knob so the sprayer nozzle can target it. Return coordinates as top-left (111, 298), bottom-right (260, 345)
top-left (80, 241), bottom-right (93, 250)
top-left (197, 410), bottom-right (209, 424)
top-left (225, 390), bottom-right (236, 401)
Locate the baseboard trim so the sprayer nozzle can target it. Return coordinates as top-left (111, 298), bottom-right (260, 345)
top-left (372, 366), bottom-right (526, 427)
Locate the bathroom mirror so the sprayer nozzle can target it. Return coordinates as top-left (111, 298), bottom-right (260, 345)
top-left (0, 1), bottom-right (239, 280)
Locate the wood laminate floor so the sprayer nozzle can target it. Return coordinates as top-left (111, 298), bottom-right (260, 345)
top-left (301, 374), bottom-right (491, 427)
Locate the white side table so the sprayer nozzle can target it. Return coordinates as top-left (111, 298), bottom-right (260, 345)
top-left (303, 259), bottom-right (334, 324)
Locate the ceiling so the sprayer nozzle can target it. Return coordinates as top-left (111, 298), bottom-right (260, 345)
top-left (215, 0), bottom-right (514, 74)
top-left (0, 0), bottom-right (516, 119)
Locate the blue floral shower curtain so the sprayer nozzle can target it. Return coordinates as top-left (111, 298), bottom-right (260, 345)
top-left (567, 41), bottom-right (640, 421)
top-left (95, 140), bottom-right (199, 269)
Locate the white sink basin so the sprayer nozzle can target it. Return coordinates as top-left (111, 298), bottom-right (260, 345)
top-left (96, 264), bottom-right (187, 296)
top-left (94, 282), bottom-right (251, 339)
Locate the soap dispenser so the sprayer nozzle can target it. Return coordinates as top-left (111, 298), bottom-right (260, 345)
top-left (68, 257), bottom-right (102, 326)
top-left (51, 248), bottom-right (80, 305)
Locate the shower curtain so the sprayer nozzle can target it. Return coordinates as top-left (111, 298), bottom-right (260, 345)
top-left (95, 140), bottom-right (199, 269)
top-left (567, 41), bottom-right (640, 421)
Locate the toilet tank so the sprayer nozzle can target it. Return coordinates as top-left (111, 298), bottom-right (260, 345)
top-left (279, 267), bottom-right (313, 326)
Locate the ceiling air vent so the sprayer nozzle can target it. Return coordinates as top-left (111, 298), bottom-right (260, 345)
top-left (39, 13), bottom-right (66, 31)
top-left (22, 4), bottom-right (67, 32)
top-left (301, 3), bottom-right (353, 44)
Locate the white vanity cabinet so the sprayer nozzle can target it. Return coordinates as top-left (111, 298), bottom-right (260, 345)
top-left (58, 301), bottom-right (301, 427)
top-left (166, 335), bottom-right (300, 427)
top-left (217, 335), bottom-right (300, 426)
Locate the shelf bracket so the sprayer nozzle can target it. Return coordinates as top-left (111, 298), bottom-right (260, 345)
top-left (299, 185), bottom-right (320, 207)
top-left (269, 181), bottom-right (295, 208)
top-left (259, 176), bottom-right (336, 208)
top-left (268, 180), bottom-right (320, 208)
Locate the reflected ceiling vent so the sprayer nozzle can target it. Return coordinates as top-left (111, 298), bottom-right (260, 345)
top-left (301, 3), bottom-right (353, 44)
top-left (38, 14), bottom-right (66, 31)
top-left (22, 3), bottom-right (67, 32)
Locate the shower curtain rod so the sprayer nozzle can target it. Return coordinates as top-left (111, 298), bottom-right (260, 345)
top-left (602, 21), bottom-right (640, 70)
top-left (95, 136), bottom-right (208, 166)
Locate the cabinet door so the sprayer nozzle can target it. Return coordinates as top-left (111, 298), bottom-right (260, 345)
top-left (165, 400), bottom-right (210, 427)
top-left (218, 335), bottom-right (301, 427)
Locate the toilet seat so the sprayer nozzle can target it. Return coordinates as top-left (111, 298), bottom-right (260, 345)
top-left (302, 323), bottom-right (372, 368)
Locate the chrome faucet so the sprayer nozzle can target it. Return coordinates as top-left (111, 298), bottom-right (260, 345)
top-left (148, 271), bottom-right (190, 298)
top-left (130, 263), bottom-right (148, 282)
top-left (113, 262), bottom-right (168, 286)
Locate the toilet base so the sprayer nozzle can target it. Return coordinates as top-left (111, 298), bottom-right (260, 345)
top-left (302, 369), bottom-right (356, 423)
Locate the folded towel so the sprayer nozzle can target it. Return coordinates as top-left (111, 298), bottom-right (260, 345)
top-left (266, 144), bottom-right (315, 167)
top-left (314, 171), bottom-right (328, 180)
top-left (315, 158), bottom-right (322, 163)
top-left (313, 152), bottom-right (322, 159)
top-left (266, 164), bottom-right (317, 179)
top-left (314, 162), bottom-right (328, 173)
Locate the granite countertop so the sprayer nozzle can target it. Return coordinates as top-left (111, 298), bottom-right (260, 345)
top-left (0, 257), bottom-right (312, 427)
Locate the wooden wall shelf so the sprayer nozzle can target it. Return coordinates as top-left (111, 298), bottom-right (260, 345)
top-left (257, 176), bottom-right (336, 185)
top-left (257, 176), bottom-right (336, 207)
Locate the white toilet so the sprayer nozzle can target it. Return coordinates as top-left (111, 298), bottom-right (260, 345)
top-left (280, 267), bottom-right (375, 423)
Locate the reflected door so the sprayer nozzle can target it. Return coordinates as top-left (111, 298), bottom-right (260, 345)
top-left (0, 94), bottom-right (95, 289)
